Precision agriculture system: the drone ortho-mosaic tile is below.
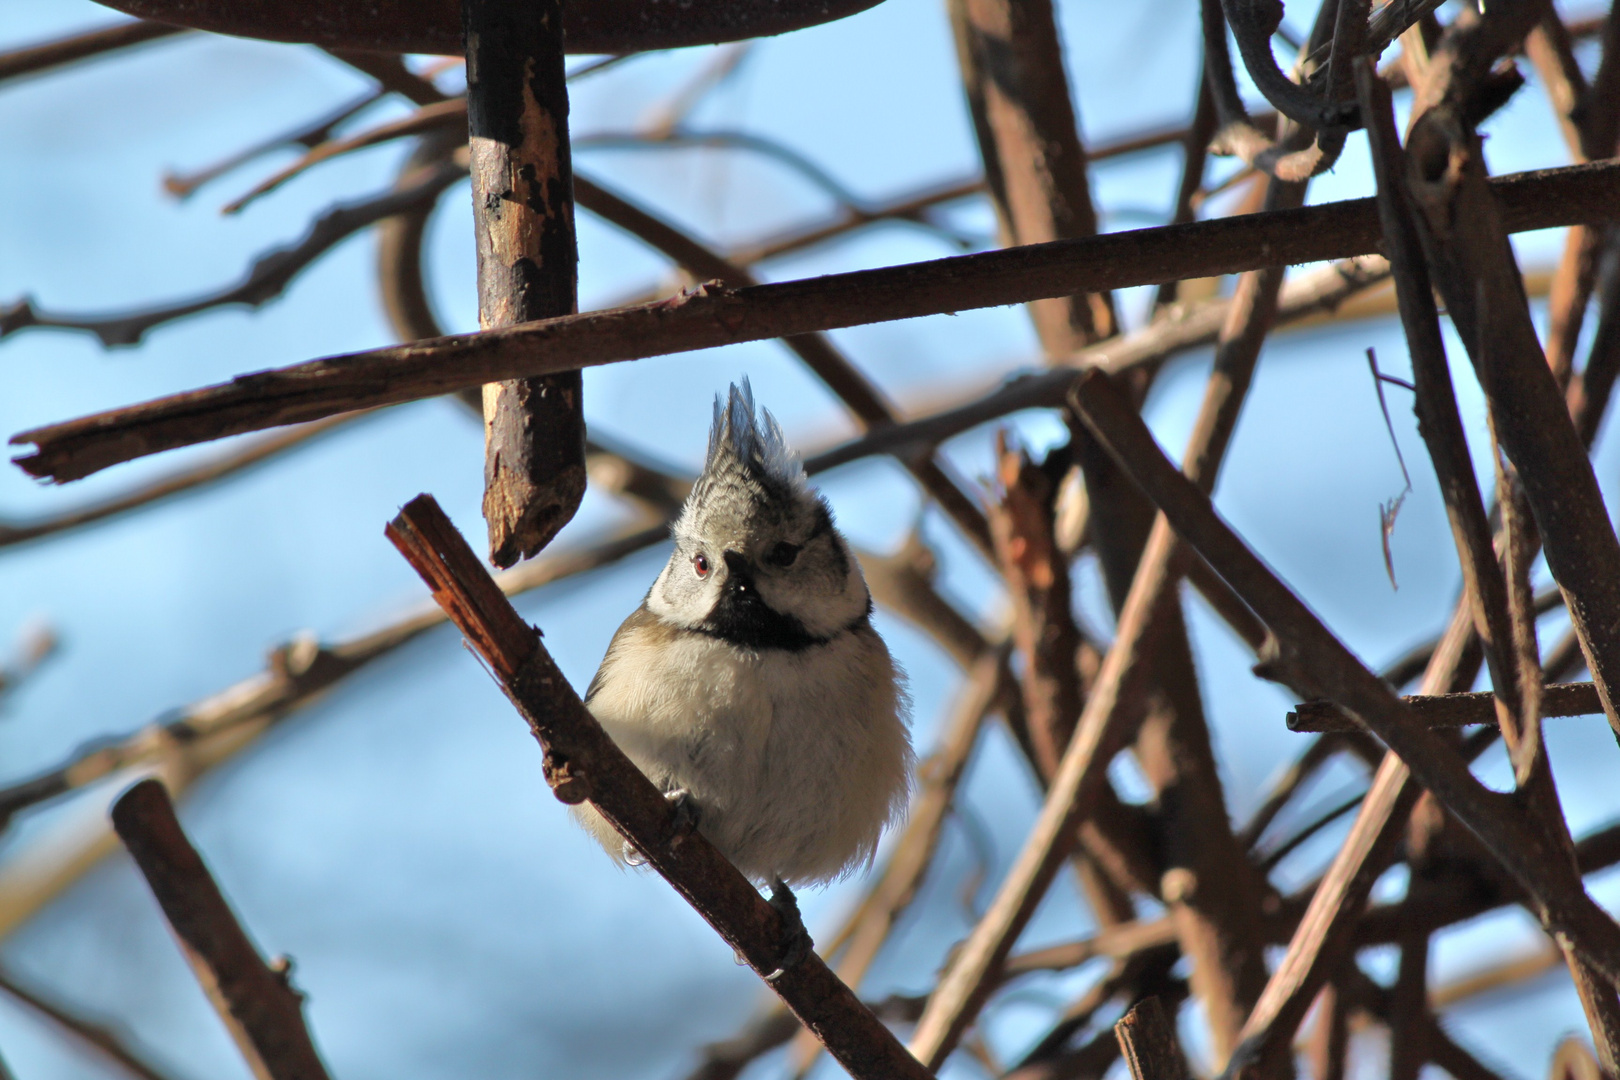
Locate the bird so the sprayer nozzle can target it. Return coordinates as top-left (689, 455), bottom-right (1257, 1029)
top-left (573, 379), bottom-right (912, 972)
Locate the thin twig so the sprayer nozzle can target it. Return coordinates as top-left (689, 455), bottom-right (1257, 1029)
top-left (0, 964), bottom-right (183, 1080)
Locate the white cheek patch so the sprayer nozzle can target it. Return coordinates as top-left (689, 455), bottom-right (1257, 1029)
top-left (648, 559), bottom-right (713, 628)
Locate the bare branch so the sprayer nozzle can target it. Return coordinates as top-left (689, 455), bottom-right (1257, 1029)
top-left (110, 779), bottom-right (333, 1080)
top-left (0, 964), bottom-right (182, 1080)
top-left (1289, 681), bottom-right (1605, 733)
top-left (2, 158), bottom-right (466, 348)
top-left (1070, 367), bottom-right (1620, 999)
top-left (384, 493), bottom-right (932, 1080)
top-left (0, 19), bottom-right (187, 89)
top-left (16, 158), bottom-right (1620, 483)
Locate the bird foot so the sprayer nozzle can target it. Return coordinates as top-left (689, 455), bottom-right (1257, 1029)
top-left (763, 878), bottom-right (813, 982)
top-left (622, 789), bottom-right (702, 866)
top-left (664, 788), bottom-right (701, 847)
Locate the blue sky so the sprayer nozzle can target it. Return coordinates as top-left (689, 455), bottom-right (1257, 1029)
top-left (1, 2), bottom-right (1616, 1078)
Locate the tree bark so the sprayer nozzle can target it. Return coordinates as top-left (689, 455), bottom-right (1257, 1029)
top-left (466, 0), bottom-right (585, 567)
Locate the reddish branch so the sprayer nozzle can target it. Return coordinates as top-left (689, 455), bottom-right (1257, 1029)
top-left (384, 494), bottom-right (932, 1080)
top-left (14, 158), bottom-right (1620, 483)
top-left (110, 779), bottom-right (333, 1080)
top-left (1070, 367), bottom-right (1620, 996)
top-left (988, 438), bottom-right (1083, 777)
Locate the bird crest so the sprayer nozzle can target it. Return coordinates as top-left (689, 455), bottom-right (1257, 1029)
top-left (704, 379), bottom-right (806, 490)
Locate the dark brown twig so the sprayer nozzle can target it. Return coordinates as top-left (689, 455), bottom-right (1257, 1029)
top-left (110, 779), bottom-right (333, 1080)
top-left (385, 494), bottom-right (931, 1080)
top-left (1289, 682), bottom-right (1608, 733)
top-left (1115, 997), bottom-right (1189, 1080)
top-left (223, 98), bottom-right (467, 213)
top-left (16, 158), bottom-right (1620, 482)
top-left (163, 89), bottom-right (384, 200)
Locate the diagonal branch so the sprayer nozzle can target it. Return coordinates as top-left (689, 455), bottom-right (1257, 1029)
top-left (907, 177), bottom-right (1300, 1067)
top-left (0, 19), bottom-right (187, 88)
top-left (385, 494), bottom-right (932, 1080)
top-left (1405, 16), bottom-right (1620, 749)
top-left (110, 779), bottom-right (333, 1080)
top-left (1069, 366), bottom-right (1620, 996)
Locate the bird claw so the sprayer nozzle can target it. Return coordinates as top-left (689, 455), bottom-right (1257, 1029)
top-left (763, 878), bottom-right (813, 982)
top-left (622, 789), bottom-right (702, 866)
top-left (665, 788), bottom-right (701, 847)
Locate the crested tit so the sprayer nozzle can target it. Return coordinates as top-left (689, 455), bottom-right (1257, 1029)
top-left (574, 381), bottom-right (913, 896)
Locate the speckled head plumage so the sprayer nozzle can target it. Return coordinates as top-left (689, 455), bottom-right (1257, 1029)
top-left (648, 380), bottom-right (871, 644)
top-left (677, 379), bottom-right (808, 542)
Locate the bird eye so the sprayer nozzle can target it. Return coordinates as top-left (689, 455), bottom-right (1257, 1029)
top-left (692, 553), bottom-right (710, 578)
top-left (766, 541), bottom-right (801, 567)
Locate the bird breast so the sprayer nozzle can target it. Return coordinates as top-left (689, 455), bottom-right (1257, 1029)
top-left (582, 606), bottom-right (912, 886)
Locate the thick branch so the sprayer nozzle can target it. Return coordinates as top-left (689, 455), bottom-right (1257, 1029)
top-left (466, 0), bottom-right (584, 567)
top-left (16, 158), bottom-right (1620, 482)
